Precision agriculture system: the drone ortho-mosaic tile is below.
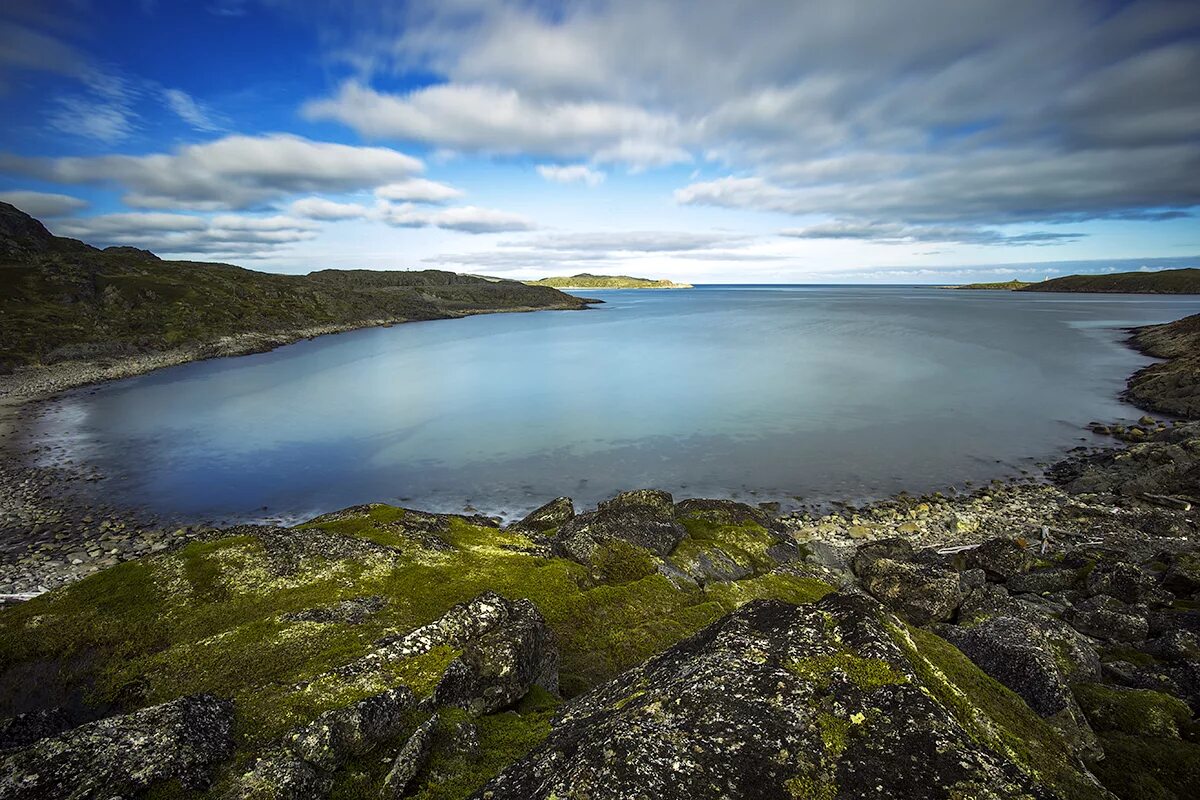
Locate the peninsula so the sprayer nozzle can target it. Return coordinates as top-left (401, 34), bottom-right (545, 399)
top-left (0, 203), bottom-right (591, 398)
top-left (953, 268), bottom-right (1200, 293)
top-left (525, 273), bottom-right (692, 289)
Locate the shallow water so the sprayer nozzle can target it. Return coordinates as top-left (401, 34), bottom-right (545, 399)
top-left (30, 286), bottom-right (1200, 523)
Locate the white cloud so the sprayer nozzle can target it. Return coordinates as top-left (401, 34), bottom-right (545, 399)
top-left (46, 95), bottom-right (136, 144)
top-left (1, 133), bottom-right (425, 210)
top-left (374, 177), bottom-right (463, 204)
top-left (780, 221), bottom-right (1085, 247)
top-left (0, 189), bottom-right (87, 217)
top-left (289, 197), bottom-right (371, 220)
top-left (51, 211), bottom-right (318, 257)
top-left (536, 164), bottom-right (605, 186)
top-left (163, 88), bottom-right (222, 132)
top-left (304, 81), bottom-right (691, 169)
top-left (382, 203), bottom-right (535, 234)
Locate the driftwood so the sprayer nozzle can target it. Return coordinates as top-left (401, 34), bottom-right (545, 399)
top-left (1138, 493), bottom-right (1193, 511)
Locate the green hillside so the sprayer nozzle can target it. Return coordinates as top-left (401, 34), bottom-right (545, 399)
top-left (1019, 268), bottom-right (1200, 293)
top-left (0, 203), bottom-right (589, 371)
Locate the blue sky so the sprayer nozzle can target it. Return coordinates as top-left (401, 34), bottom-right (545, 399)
top-left (0, 0), bottom-right (1198, 283)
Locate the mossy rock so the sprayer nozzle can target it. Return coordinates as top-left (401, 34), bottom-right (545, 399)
top-left (1072, 683), bottom-right (1192, 740)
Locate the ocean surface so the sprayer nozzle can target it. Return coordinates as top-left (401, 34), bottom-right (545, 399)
top-left (29, 286), bottom-right (1200, 524)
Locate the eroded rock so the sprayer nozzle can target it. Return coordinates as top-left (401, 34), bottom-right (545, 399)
top-left (555, 489), bottom-right (686, 563)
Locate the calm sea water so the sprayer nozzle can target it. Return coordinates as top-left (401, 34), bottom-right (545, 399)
top-left (30, 286), bottom-right (1200, 523)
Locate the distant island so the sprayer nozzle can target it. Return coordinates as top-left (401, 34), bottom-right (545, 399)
top-left (525, 273), bottom-right (692, 289)
top-left (0, 202), bottom-right (591, 394)
top-left (952, 268), bottom-right (1200, 293)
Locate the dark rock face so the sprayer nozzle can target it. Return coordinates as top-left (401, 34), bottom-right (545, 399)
top-left (936, 617), bottom-right (1100, 758)
top-left (674, 497), bottom-right (774, 528)
top-left (1065, 596), bottom-right (1150, 643)
top-left (0, 709), bottom-right (72, 753)
top-left (476, 592), bottom-right (1067, 800)
top-left (282, 594), bottom-right (386, 625)
top-left (556, 489), bottom-right (686, 563)
top-left (0, 694), bottom-right (233, 799)
top-left (856, 557), bottom-right (965, 625)
top-left (382, 712), bottom-right (439, 798)
top-left (512, 496), bottom-right (575, 533)
top-left (287, 687), bottom-right (416, 771)
top-left (967, 538), bottom-right (1035, 582)
top-left (1007, 568), bottom-right (1080, 595)
top-left (1086, 561), bottom-right (1167, 605)
top-left (850, 537), bottom-right (914, 577)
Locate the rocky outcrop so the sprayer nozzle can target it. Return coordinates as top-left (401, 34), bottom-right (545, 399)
top-left (0, 694), bottom-right (233, 799)
top-left (512, 496), bottom-right (575, 533)
top-left (554, 489), bottom-right (686, 564)
top-left (476, 591), bottom-right (1106, 799)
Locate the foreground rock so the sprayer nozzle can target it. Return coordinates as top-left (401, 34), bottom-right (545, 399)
top-left (0, 694), bottom-right (233, 799)
top-left (477, 591), bottom-right (1109, 800)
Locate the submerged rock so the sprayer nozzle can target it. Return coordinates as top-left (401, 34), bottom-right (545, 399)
top-left (476, 591), bottom-right (1109, 799)
top-left (0, 694), bottom-right (233, 799)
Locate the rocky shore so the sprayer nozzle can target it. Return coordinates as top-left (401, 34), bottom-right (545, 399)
top-left (0, 310), bottom-right (1198, 797)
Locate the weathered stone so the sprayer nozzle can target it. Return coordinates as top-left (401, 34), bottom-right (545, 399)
top-left (234, 748), bottom-right (332, 800)
top-left (287, 687), bottom-right (416, 771)
top-left (1144, 629), bottom-right (1200, 662)
top-left (936, 617), bottom-right (1100, 760)
top-left (674, 498), bottom-right (773, 528)
top-left (857, 557), bottom-right (965, 625)
top-left (1085, 562), bottom-right (1166, 605)
top-left (512, 497), bottom-right (574, 533)
top-left (1007, 568), bottom-right (1080, 595)
top-left (967, 537), bottom-right (1035, 582)
top-left (1065, 596), bottom-right (1149, 643)
top-left (382, 712), bottom-right (439, 799)
top-left (0, 708), bottom-right (72, 753)
top-left (282, 594), bottom-right (386, 625)
top-left (0, 694), bottom-right (233, 799)
top-left (475, 592), bottom-right (1105, 800)
top-left (1162, 553), bottom-right (1200, 596)
top-left (556, 490), bottom-right (685, 563)
top-left (850, 537), bottom-right (914, 577)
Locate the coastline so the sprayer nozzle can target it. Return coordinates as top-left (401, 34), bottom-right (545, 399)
top-left (0, 310), bottom-right (1196, 601)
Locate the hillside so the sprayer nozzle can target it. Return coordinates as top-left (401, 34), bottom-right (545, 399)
top-left (1020, 268), bottom-right (1200, 293)
top-left (0, 203), bottom-right (590, 373)
top-left (526, 273), bottom-right (692, 289)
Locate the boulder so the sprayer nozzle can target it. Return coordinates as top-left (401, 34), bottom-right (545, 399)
top-left (382, 712), bottom-right (439, 799)
top-left (674, 497), bottom-right (774, 528)
top-left (234, 749), bottom-right (331, 800)
top-left (1065, 596), bottom-right (1150, 643)
top-left (330, 593), bottom-right (558, 714)
top-left (512, 497), bottom-right (575, 533)
top-left (0, 694), bottom-right (233, 800)
top-left (1162, 553), bottom-right (1200, 597)
top-left (556, 489), bottom-right (685, 563)
top-left (1007, 568), bottom-right (1080, 595)
top-left (1085, 562), bottom-right (1167, 605)
top-left (0, 708), bottom-right (72, 753)
top-left (475, 592), bottom-right (1106, 799)
top-left (286, 687), bottom-right (416, 771)
top-left (850, 537), bottom-right (914, 577)
top-left (966, 537), bottom-right (1035, 582)
top-left (936, 617), bottom-right (1100, 759)
top-left (857, 557), bottom-right (965, 625)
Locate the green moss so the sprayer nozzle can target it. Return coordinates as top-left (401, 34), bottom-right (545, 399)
top-left (670, 517), bottom-right (779, 577)
top-left (0, 508), bottom-right (838, 800)
top-left (590, 539), bottom-right (659, 585)
top-left (1072, 683), bottom-right (1191, 740)
top-left (1089, 733), bottom-right (1200, 800)
top-left (889, 623), bottom-right (1101, 800)
top-left (816, 712), bottom-right (851, 756)
top-left (788, 652), bottom-right (908, 690)
top-left (1101, 645), bottom-right (1159, 668)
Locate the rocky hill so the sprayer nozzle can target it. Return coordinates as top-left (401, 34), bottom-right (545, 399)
top-left (953, 269), bottom-right (1200, 293)
top-left (0, 202), bottom-right (590, 375)
top-left (525, 273), bottom-right (692, 289)
top-left (1126, 313), bottom-right (1200, 417)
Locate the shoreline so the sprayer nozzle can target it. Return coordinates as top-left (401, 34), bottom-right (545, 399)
top-left (0, 310), bottom-right (1196, 600)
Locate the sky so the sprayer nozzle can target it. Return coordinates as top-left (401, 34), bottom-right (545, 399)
top-left (0, 0), bottom-right (1198, 283)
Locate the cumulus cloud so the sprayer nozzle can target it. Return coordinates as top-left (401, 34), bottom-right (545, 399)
top-left (288, 197), bottom-right (371, 220)
top-left (303, 81), bottom-right (690, 169)
top-left (1, 133), bottom-right (425, 210)
top-left (382, 203), bottom-right (535, 234)
top-left (293, 0), bottom-right (1200, 235)
top-left (52, 211), bottom-right (318, 257)
top-left (374, 177), bottom-right (463, 204)
top-left (536, 164), bottom-right (605, 186)
top-left (0, 189), bottom-right (86, 217)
